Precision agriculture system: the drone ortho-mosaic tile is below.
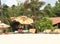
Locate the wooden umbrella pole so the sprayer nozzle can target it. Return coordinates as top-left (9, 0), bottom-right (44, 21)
top-left (25, 24), bottom-right (28, 30)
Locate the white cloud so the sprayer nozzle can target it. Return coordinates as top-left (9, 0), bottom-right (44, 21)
top-left (40, 0), bottom-right (58, 6)
top-left (2, 0), bottom-right (58, 7)
top-left (5, 0), bottom-right (17, 7)
top-left (3, 0), bottom-right (26, 7)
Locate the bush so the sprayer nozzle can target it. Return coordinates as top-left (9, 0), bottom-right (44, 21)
top-left (34, 17), bottom-right (54, 32)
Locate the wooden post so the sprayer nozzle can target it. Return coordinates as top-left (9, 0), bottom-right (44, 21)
top-left (0, 0), bottom-right (4, 22)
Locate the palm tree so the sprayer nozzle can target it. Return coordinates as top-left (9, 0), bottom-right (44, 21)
top-left (0, 0), bottom-right (3, 22)
top-left (58, 0), bottom-right (60, 2)
top-left (44, 4), bottom-right (56, 17)
top-left (27, 0), bottom-right (45, 21)
top-left (0, 0), bottom-right (1, 15)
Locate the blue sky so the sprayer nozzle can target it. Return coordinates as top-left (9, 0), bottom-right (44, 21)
top-left (1, 0), bottom-right (58, 7)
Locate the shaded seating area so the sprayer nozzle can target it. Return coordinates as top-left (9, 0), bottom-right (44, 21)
top-left (10, 20), bottom-right (20, 32)
top-left (0, 21), bottom-right (10, 34)
top-left (9, 16), bottom-right (36, 34)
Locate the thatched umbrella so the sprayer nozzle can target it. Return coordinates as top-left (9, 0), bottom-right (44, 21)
top-left (14, 16), bottom-right (34, 30)
top-left (0, 21), bottom-right (10, 33)
top-left (0, 23), bottom-right (10, 28)
top-left (14, 16), bottom-right (34, 24)
top-left (0, 21), bottom-right (10, 28)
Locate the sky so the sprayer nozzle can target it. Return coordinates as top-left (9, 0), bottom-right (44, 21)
top-left (1, 0), bottom-right (58, 9)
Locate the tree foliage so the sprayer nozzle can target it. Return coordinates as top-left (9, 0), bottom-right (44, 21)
top-left (34, 17), bottom-right (53, 32)
top-left (0, 0), bottom-right (60, 28)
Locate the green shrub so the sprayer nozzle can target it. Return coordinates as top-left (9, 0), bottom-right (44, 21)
top-left (34, 17), bottom-right (55, 32)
